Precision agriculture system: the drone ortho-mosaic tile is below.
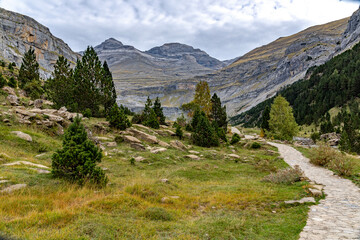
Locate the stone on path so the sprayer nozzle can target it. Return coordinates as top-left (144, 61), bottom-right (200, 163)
top-left (308, 188), bottom-right (323, 197)
top-left (268, 142), bottom-right (360, 240)
top-left (285, 197), bottom-right (316, 204)
top-left (11, 131), bottom-right (32, 142)
top-left (1, 184), bottom-right (27, 193)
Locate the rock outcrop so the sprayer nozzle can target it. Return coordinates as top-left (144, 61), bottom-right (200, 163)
top-left (0, 7), bottom-right (80, 79)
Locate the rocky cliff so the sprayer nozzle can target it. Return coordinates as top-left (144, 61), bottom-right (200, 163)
top-left (94, 38), bottom-right (225, 115)
top-left (123, 8), bottom-right (360, 119)
top-left (0, 7), bottom-right (79, 79)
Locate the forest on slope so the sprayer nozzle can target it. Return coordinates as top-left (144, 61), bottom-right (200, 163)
top-left (231, 40), bottom-right (360, 127)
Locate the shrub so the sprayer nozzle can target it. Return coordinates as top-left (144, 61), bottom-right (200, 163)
top-left (251, 142), bottom-right (261, 149)
top-left (176, 114), bottom-right (187, 127)
top-left (175, 125), bottom-right (183, 140)
top-left (83, 108), bottom-right (92, 118)
top-left (310, 132), bottom-right (320, 143)
top-left (144, 207), bottom-right (173, 221)
top-left (309, 143), bottom-right (335, 166)
top-left (230, 133), bottom-right (240, 145)
top-left (7, 76), bottom-right (17, 88)
top-left (0, 74), bottom-right (5, 88)
top-left (263, 166), bottom-right (303, 184)
top-left (107, 104), bottom-right (131, 130)
top-left (51, 116), bottom-right (108, 186)
top-left (115, 135), bottom-right (124, 143)
top-left (131, 113), bottom-right (143, 124)
top-left (130, 157), bottom-right (135, 165)
top-left (310, 143), bottom-right (354, 176)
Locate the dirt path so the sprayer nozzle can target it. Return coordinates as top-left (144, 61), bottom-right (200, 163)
top-left (268, 142), bottom-right (360, 240)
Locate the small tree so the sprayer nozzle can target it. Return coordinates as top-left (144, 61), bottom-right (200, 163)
top-left (8, 76), bottom-right (17, 88)
top-left (52, 116), bottom-right (108, 186)
top-left (261, 105), bottom-right (270, 131)
top-left (142, 97), bottom-right (159, 129)
top-left (18, 48), bottom-right (40, 88)
top-left (192, 111), bottom-right (219, 147)
top-left (175, 125), bottom-right (183, 140)
top-left (107, 104), bottom-right (131, 130)
top-left (210, 93), bottom-right (227, 130)
top-left (45, 56), bottom-right (74, 109)
top-left (268, 95), bottom-right (299, 141)
top-left (153, 97), bottom-right (166, 125)
top-left (0, 74), bottom-right (5, 88)
top-left (194, 81), bottom-right (212, 116)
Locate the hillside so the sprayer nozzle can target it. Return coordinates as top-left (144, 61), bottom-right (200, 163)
top-left (122, 8), bottom-right (360, 119)
top-left (231, 40), bottom-right (360, 127)
top-left (93, 38), bottom-right (225, 116)
top-left (0, 7), bottom-right (80, 79)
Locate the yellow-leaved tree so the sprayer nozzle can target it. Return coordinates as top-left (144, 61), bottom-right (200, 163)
top-left (181, 80), bottom-right (211, 116)
top-left (268, 95), bottom-right (299, 141)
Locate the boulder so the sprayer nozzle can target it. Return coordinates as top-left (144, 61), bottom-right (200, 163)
top-left (1, 184), bottom-right (27, 193)
top-left (15, 108), bottom-right (37, 118)
top-left (185, 155), bottom-right (200, 160)
top-left (170, 140), bottom-right (187, 151)
top-left (156, 129), bottom-right (176, 137)
top-left (320, 132), bottom-right (341, 146)
top-left (6, 95), bottom-right (19, 105)
top-left (130, 143), bottom-right (146, 151)
top-left (17, 90), bottom-right (27, 98)
top-left (11, 131), bottom-right (32, 142)
top-left (150, 147), bottom-right (167, 154)
top-left (105, 142), bottom-right (117, 147)
top-left (34, 99), bottom-right (43, 108)
top-left (129, 128), bottom-right (159, 144)
top-left (188, 150), bottom-right (200, 154)
top-left (228, 154), bottom-right (241, 159)
top-left (309, 188), bottom-right (323, 197)
top-left (123, 135), bottom-right (142, 144)
top-left (158, 141), bottom-right (170, 147)
top-left (134, 156), bottom-right (146, 162)
top-left (2, 86), bottom-right (16, 96)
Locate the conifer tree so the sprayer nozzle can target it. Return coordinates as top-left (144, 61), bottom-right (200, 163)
top-left (261, 105), bottom-right (270, 131)
top-left (210, 93), bottom-right (227, 130)
top-left (142, 96), bottom-right (153, 120)
top-left (18, 47), bottom-right (43, 99)
top-left (102, 61), bottom-right (117, 114)
top-left (191, 108), bottom-right (202, 131)
top-left (8, 76), bottom-right (17, 88)
top-left (73, 46), bottom-right (103, 115)
top-left (192, 111), bottom-right (219, 147)
top-left (153, 97), bottom-right (166, 125)
top-left (268, 95), bottom-right (299, 141)
top-left (175, 125), bottom-right (183, 140)
top-left (0, 74), bottom-right (5, 88)
top-left (52, 116), bottom-right (108, 186)
top-left (45, 56), bottom-right (74, 109)
top-left (107, 103), bottom-right (131, 130)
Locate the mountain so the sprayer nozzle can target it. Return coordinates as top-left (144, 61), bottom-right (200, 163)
top-left (93, 38), bottom-right (225, 116)
top-left (0, 7), bottom-right (79, 79)
top-left (116, 8), bottom-right (360, 119)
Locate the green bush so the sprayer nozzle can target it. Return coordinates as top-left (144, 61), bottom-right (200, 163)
top-left (191, 111), bottom-right (219, 147)
top-left (0, 74), bottom-right (5, 88)
top-left (310, 132), bottom-right (320, 143)
top-left (131, 113), bottom-right (143, 124)
top-left (51, 116), bottom-right (108, 186)
top-left (175, 125), bottom-right (183, 140)
top-left (83, 108), bottom-right (92, 118)
top-left (251, 142), bottom-right (261, 149)
top-left (230, 133), bottom-right (241, 145)
top-left (7, 76), bottom-right (17, 88)
top-left (144, 207), bottom-right (173, 221)
top-left (107, 104), bottom-right (131, 130)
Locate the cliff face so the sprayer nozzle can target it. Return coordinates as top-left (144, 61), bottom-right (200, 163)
top-left (123, 8), bottom-right (360, 119)
top-left (0, 7), bottom-right (79, 79)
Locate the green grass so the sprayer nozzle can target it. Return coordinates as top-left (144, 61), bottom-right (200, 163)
top-left (0, 119), bottom-right (312, 239)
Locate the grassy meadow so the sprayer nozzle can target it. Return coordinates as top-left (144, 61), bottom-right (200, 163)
top-left (0, 111), bottom-right (312, 239)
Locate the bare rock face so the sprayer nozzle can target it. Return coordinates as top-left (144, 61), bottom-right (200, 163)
top-left (0, 7), bottom-right (80, 79)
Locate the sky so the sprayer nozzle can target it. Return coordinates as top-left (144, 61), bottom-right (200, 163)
top-left (0, 0), bottom-right (359, 60)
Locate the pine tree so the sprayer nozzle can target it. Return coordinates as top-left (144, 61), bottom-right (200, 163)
top-left (175, 125), bottom-right (183, 140)
top-left (153, 97), bottom-right (166, 125)
top-left (45, 56), bottom-right (74, 109)
top-left (192, 111), bottom-right (219, 147)
top-left (191, 108), bottom-right (202, 131)
top-left (102, 61), bottom-right (117, 114)
top-left (0, 73), bottom-right (5, 88)
top-left (144, 108), bottom-right (160, 129)
top-left (107, 104), bottom-right (131, 130)
top-left (260, 105), bottom-right (271, 135)
top-left (8, 76), bottom-right (17, 88)
top-left (210, 93), bottom-right (227, 130)
top-left (268, 95), bottom-right (299, 141)
top-left (18, 47), bottom-right (43, 99)
top-left (142, 96), bottom-right (153, 120)
top-left (73, 46), bottom-right (103, 115)
top-left (52, 116), bottom-right (108, 186)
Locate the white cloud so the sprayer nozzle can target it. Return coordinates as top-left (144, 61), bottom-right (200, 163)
top-left (0, 0), bottom-right (359, 59)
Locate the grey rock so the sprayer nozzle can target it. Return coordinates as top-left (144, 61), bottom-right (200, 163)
top-left (33, 99), bottom-right (43, 108)
top-left (6, 95), bottom-right (19, 105)
top-left (128, 128), bottom-right (159, 144)
top-left (130, 143), bottom-right (146, 151)
top-left (170, 140), bottom-right (187, 151)
top-left (11, 131), bottom-right (32, 142)
top-left (2, 86), bottom-right (16, 96)
top-left (285, 197), bottom-right (316, 204)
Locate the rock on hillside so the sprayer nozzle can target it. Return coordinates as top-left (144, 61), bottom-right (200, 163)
top-left (0, 7), bottom-right (80, 79)
top-left (122, 8), bottom-right (360, 118)
top-left (92, 38), bottom-right (225, 116)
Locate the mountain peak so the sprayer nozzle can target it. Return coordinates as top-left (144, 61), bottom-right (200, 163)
top-left (95, 38), bottom-right (124, 50)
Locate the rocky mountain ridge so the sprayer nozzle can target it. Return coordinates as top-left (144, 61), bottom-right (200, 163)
top-left (0, 7), bottom-right (80, 79)
top-left (118, 8), bottom-right (360, 119)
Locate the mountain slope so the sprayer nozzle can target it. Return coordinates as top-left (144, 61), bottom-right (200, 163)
top-left (0, 7), bottom-right (80, 79)
top-left (94, 38), bottom-right (225, 114)
top-left (121, 8), bottom-right (360, 119)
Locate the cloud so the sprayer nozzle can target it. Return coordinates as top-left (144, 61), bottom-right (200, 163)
top-left (0, 0), bottom-right (359, 60)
